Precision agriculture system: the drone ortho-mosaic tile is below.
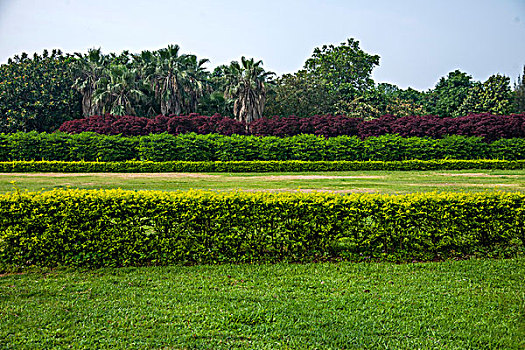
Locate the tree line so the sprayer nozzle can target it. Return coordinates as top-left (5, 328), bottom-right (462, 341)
top-left (1, 38), bottom-right (524, 133)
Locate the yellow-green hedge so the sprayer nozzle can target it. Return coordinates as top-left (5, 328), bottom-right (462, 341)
top-left (1, 159), bottom-right (525, 173)
top-left (0, 189), bottom-right (523, 269)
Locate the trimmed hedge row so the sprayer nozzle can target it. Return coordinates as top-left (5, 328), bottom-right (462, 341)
top-left (3, 132), bottom-right (525, 162)
top-left (1, 159), bottom-right (525, 173)
top-left (58, 113), bottom-right (525, 141)
top-left (1, 189), bottom-right (523, 269)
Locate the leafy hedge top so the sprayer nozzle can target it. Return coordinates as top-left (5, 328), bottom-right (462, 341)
top-left (1, 189), bottom-right (523, 268)
top-left (3, 132), bottom-right (525, 162)
top-left (58, 113), bottom-right (525, 140)
top-left (2, 159), bottom-right (525, 173)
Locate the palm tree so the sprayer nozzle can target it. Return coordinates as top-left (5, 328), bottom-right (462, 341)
top-left (92, 64), bottom-right (145, 115)
top-left (72, 48), bottom-right (108, 117)
top-left (132, 50), bottom-right (159, 116)
top-left (224, 57), bottom-right (275, 124)
top-left (145, 45), bottom-right (186, 115)
top-left (180, 54), bottom-right (210, 113)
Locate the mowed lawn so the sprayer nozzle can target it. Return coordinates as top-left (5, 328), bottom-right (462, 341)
top-left (2, 169), bottom-right (525, 193)
top-left (2, 170), bottom-right (524, 349)
top-left (1, 258), bottom-right (524, 349)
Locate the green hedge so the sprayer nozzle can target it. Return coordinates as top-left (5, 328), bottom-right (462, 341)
top-left (2, 132), bottom-right (525, 161)
top-left (0, 189), bottom-right (523, 269)
top-left (1, 159), bottom-right (525, 173)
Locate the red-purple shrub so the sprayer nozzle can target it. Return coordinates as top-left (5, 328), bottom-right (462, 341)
top-left (59, 113), bottom-right (525, 141)
top-left (59, 114), bottom-right (150, 136)
top-left (212, 114), bottom-right (247, 136)
top-left (145, 115), bottom-right (171, 134)
top-left (59, 113), bottom-right (246, 136)
top-left (357, 114), bottom-right (398, 139)
top-left (166, 115), bottom-right (197, 134)
top-left (300, 114), bottom-right (363, 137)
top-left (109, 115), bottom-right (150, 136)
top-left (452, 114), bottom-right (525, 141)
top-left (167, 113), bottom-right (246, 135)
top-left (391, 115), bottom-right (452, 138)
top-left (251, 115), bottom-right (363, 137)
top-left (357, 113), bottom-right (525, 140)
top-left (250, 115), bottom-right (302, 136)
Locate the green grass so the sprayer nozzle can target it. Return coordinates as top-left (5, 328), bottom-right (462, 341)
top-left (2, 170), bottom-right (523, 348)
top-left (2, 169), bottom-right (525, 194)
top-left (1, 258), bottom-right (524, 349)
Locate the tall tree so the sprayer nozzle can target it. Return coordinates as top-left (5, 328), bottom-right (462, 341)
top-left (72, 48), bottom-right (108, 117)
top-left (427, 70), bottom-right (473, 117)
top-left (0, 49), bottom-right (82, 132)
top-left (454, 82), bottom-right (483, 115)
top-left (144, 45), bottom-right (209, 116)
top-left (146, 45), bottom-right (186, 116)
top-left (180, 54), bottom-right (210, 113)
top-left (513, 65), bottom-right (525, 113)
top-left (304, 38), bottom-right (380, 115)
top-left (224, 57), bottom-right (275, 123)
top-left (131, 50), bottom-right (160, 117)
top-left (72, 45), bottom-right (210, 117)
top-left (479, 74), bottom-right (513, 114)
top-left (265, 38), bottom-right (380, 118)
top-left (304, 38), bottom-right (379, 98)
top-left (456, 74), bottom-right (513, 115)
top-left (264, 70), bottom-right (332, 117)
top-left (375, 83), bottom-right (427, 116)
top-left (92, 64), bottom-right (145, 115)
top-left (197, 65), bottom-right (233, 116)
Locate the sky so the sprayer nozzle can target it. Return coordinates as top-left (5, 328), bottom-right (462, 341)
top-left (0, 0), bottom-right (524, 91)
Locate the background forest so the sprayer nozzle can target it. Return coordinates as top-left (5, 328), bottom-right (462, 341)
top-left (1, 38), bottom-right (524, 134)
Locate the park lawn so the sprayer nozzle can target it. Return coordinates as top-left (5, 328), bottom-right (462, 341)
top-left (0, 258), bottom-right (524, 349)
top-left (1, 169), bottom-right (525, 194)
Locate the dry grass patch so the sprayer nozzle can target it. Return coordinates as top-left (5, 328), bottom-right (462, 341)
top-left (250, 175), bottom-right (385, 180)
top-left (436, 172), bottom-right (520, 178)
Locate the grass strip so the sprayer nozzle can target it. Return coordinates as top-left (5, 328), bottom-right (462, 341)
top-left (1, 169), bottom-right (524, 194)
top-left (1, 258), bottom-right (523, 349)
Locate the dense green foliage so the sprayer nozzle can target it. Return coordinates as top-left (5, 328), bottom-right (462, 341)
top-left (1, 132), bottom-right (525, 162)
top-left (455, 74), bottom-right (514, 116)
top-left (264, 70), bottom-right (333, 117)
top-left (0, 50), bottom-right (82, 133)
top-left (1, 189), bottom-right (523, 269)
top-left (220, 57), bottom-right (275, 123)
top-left (0, 132), bottom-right (139, 161)
top-left (265, 39), bottom-right (384, 118)
top-left (71, 46), bottom-right (212, 118)
top-left (425, 70), bottom-right (473, 118)
top-left (2, 42), bottom-right (522, 133)
top-left (71, 48), bottom-right (273, 123)
top-left (513, 65), bottom-right (525, 113)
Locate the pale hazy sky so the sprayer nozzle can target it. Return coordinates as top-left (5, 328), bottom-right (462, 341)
top-left (0, 0), bottom-right (524, 90)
